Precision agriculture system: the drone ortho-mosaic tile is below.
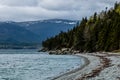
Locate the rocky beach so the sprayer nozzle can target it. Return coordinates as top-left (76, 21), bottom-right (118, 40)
top-left (53, 52), bottom-right (120, 80)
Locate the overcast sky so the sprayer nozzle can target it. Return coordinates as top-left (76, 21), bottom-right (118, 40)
top-left (0, 0), bottom-right (119, 22)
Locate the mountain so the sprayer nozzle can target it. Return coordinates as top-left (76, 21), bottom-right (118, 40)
top-left (19, 19), bottom-right (77, 41)
top-left (42, 2), bottom-right (120, 52)
top-left (0, 22), bottom-right (41, 43)
top-left (0, 19), bottom-right (77, 48)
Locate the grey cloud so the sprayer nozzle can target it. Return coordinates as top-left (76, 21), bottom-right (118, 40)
top-left (0, 0), bottom-right (38, 6)
top-left (0, 0), bottom-right (119, 22)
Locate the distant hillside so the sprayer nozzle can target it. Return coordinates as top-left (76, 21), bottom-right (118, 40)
top-left (0, 19), bottom-right (77, 48)
top-left (0, 22), bottom-right (41, 43)
top-left (42, 2), bottom-right (120, 52)
top-left (19, 19), bottom-right (77, 41)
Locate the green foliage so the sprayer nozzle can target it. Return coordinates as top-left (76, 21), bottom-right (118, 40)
top-left (42, 2), bottom-right (120, 52)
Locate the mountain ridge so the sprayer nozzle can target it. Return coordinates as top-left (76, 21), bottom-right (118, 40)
top-left (0, 19), bottom-right (77, 48)
top-left (18, 19), bottom-right (78, 41)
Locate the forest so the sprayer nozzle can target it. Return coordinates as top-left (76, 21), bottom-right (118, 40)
top-left (42, 2), bottom-right (120, 52)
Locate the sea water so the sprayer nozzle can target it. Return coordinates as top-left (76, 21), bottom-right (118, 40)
top-left (0, 49), bottom-right (84, 80)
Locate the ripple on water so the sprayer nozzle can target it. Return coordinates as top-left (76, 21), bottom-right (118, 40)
top-left (0, 49), bottom-right (83, 80)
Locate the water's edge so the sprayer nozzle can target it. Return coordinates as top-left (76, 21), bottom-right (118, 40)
top-left (0, 49), bottom-right (83, 80)
top-left (52, 54), bottom-right (90, 80)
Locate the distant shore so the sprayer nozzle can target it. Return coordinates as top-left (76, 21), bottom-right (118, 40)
top-left (52, 52), bottom-right (120, 80)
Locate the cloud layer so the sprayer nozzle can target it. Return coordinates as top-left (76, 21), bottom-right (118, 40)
top-left (0, 0), bottom-right (119, 22)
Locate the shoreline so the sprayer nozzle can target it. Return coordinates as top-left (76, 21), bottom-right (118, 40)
top-left (52, 53), bottom-right (101, 80)
top-left (52, 54), bottom-right (90, 80)
top-left (52, 52), bottom-right (120, 80)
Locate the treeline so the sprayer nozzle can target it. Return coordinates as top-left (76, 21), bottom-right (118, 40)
top-left (42, 2), bottom-right (120, 52)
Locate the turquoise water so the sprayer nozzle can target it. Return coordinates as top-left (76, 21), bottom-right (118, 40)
top-left (0, 49), bottom-right (84, 80)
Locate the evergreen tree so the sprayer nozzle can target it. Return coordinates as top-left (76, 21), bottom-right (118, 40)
top-left (42, 2), bottom-right (120, 53)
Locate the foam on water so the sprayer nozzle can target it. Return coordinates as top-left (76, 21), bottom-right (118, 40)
top-left (0, 49), bottom-right (84, 80)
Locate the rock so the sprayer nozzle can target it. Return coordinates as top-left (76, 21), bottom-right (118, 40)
top-left (38, 48), bottom-right (48, 52)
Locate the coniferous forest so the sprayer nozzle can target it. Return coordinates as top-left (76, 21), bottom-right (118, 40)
top-left (42, 2), bottom-right (120, 52)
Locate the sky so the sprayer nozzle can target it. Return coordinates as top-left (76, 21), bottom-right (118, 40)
top-left (0, 0), bottom-right (119, 22)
